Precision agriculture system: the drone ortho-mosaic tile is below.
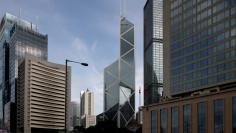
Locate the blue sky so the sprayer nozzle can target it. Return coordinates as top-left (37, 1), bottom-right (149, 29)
top-left (0, 0), bottom-right (145, 114)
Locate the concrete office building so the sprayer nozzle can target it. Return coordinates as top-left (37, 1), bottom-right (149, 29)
top-left (16, 55), bottom-right (70, 133)
top-left (71, 101), bottom-right (80, 128)
top-left (0, 13), bottom-right (48, 132)
top-left (80, 89), bottom-right (96, 128)
top-left (143, 0), bottom-right (236, 133)
top-left (104, 17), bottom-right (135, 128)
top-left (144, 0), bottom-right (163, 105)
top-left (80, 89), bottom-right (94, 116)
top-left (80, 115), bottom-right (96, 129)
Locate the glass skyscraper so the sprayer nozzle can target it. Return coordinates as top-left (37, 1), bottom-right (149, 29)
top-left (144, 0), bottom-right (163, 105)
top-left (0, 13), bottom-right (22, 127)
top-left (164, 0), bottom-right (236, 96)
top-left (104, 17), bottom-right (135, 128)
top-left (0, 13), bottom-right (48, 131)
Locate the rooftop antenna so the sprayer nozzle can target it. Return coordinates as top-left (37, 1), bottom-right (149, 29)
top-left (35, 16), bottom-right (39, 31)
top-left (19, 8), bottom-right (22, 18)
top-left (18, 8), bottom-right (22, 25)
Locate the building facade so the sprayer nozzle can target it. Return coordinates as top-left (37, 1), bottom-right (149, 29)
top-left (144, 0), bottom-right (163, 105)
top-left (80, 89), bottom-right (94, 117)
top-left (80, 115), bottom-right (96, 129)
top-left (164, 0), bottom-right (236, 97)
top-left (136, 107), bottom-right (143, 125)
top-left (0, 13), bottom-right (48, 131)
top-left (143, 0), bottom-right (236, 133)
top-left (143, 88), bottom-right (236, 133)
top-left (80, 89), bottom-right (96, 128)
top-left (17, 55), bottom-right (71, 133)
top-left (104, 17), bottom-right (135, 128)
top-left (71, 101), bottom-right (80, 128)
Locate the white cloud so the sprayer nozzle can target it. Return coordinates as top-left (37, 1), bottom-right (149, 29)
top-left (91, 41), bottom-right (98, 52)
top-left (70, 37), bottom-right (104, 115)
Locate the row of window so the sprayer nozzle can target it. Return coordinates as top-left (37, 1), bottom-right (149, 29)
top-left (172, 28), bottom-right (234, 63)
top-left (171, 2), bottom-right (235, 36)
top-left (171, 0), bottom-right (213, 19)
top-left (151, 97), bottom-right (236, 133)
top-left (172, 43), bottom-right (235, 76)
top-left (172, 59), bottom-right (236, 84)
top-left (171, 38), bottom-right (234, 68)
top-left (172, 45), bottom-right (235, 78)
top-left (171, 24), bottom-right (232, 52)
top-left (172, 14), bottom-right (232, 43)
top-left (172, 71), bottom-right (236, 92)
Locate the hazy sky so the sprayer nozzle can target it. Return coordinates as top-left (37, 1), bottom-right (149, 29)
top-left (0, 0), bottom-right (146, 114)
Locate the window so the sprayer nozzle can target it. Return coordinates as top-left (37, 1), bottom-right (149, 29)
top-left (214, 99), bottom-right (224, 133)
top-left (198, 102), bottom-right (206, 133)
top-left (151, 110), bottom-right (158, 133)
top-left (160, 108), bottom-right (167, 133)
top-left (172, 106), bottom-right (178, 133)
top-left (231, 28), bottom-right (236, 36)
top-left (233, 97), bottom-right (236, 132)
top-left (184, 104), bottom-right (191, 133)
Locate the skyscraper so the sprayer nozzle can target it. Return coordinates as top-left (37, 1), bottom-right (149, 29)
top-left (0, 13), bottom-right (48, 131)
top-left (17, 55), bottom-right (71, 133)
top-left (144, 0), bottom-right (163, 105)
top-left (71, 101), bottom-right (80, 128)
top-left (80, 89), bottom-right (94, 116)
top-left (0, 13), bottom-right (23, 127)
top-left (104, 17), bottom-right (135, 128)
top-left (80, 89), bottom-right (96, 128)
top-left (142, 0), bottom-right (236, 132)
top-left (163, 0), bottom-right (236, 97)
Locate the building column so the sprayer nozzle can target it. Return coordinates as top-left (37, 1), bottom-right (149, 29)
top-left (225, 95), bottom-right (232, 133)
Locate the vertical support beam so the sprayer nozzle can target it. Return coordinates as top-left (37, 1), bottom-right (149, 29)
top-left (179, 104), bottom-right (183, 133)
top-left (192, 102), bottom-right (197, 133)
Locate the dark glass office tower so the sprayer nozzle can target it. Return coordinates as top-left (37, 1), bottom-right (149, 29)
top-left (104, 17), bottom-right (135, 128)
top-left (144, 0), bottom-right (163, 105)
top-left (0, 13), bottom-right (20, 127)
top-left (164, 0), bottom-right (236, 96)
top-left (0, 13), bottom-right (48, 132)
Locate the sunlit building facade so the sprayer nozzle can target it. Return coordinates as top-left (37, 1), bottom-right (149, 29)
top-left (80, 89), bottom-right (96, 128)
top-left (17, 55), bottom-right (71, 133)
top-left (144, 0), bottom-right (163, 105)
top-left (104, 17), bottom-right (135, 128)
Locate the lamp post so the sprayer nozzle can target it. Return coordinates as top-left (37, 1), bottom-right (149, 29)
top-left (65, 59), bottom-right (88, 132)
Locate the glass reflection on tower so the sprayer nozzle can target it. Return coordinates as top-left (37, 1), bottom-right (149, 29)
top-left (104, 17), bottom-right (135, 128)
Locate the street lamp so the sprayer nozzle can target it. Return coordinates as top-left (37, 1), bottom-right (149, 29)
top-left (65, 59), bottom-right (88, 132)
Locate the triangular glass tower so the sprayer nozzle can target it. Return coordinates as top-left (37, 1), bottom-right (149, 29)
top-left (104, 17), bottom-right (135, 128)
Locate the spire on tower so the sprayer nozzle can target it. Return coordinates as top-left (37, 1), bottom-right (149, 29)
top-left (139, 86), bottom-right (141, 107)
top-left (120, 0), bottom-right (126, 18)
